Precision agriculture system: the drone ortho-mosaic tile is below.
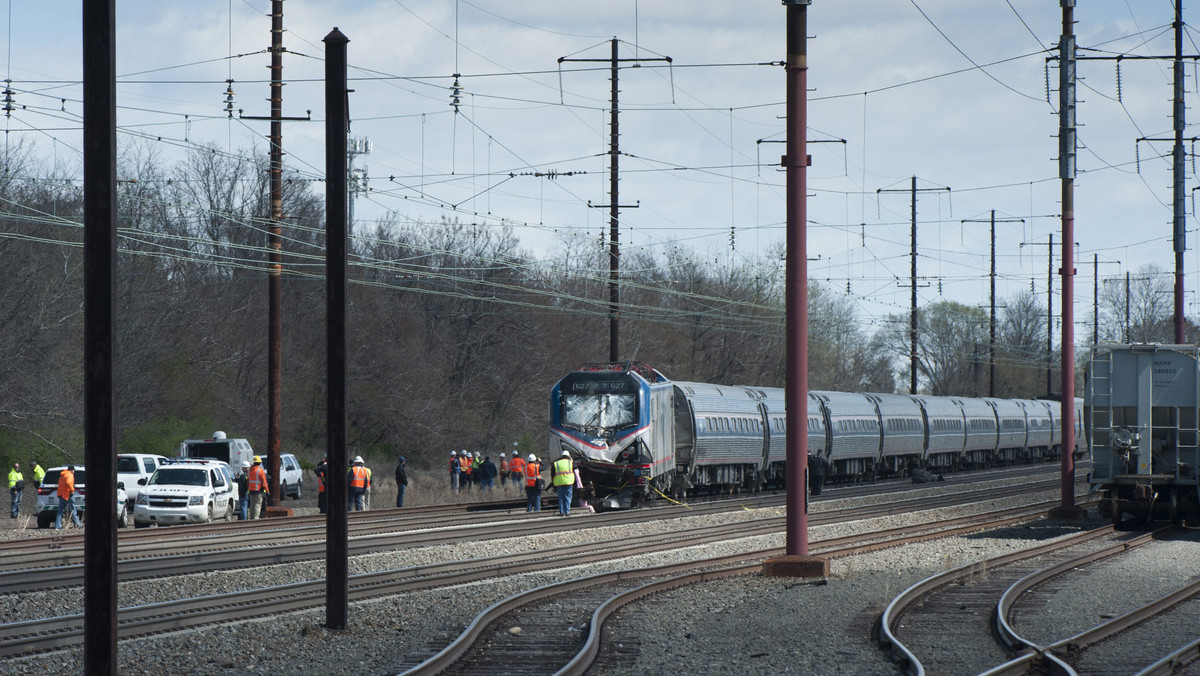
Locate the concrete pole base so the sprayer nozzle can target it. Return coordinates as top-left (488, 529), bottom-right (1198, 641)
top-left (763, 555), bottom-right (829, 579)
top-left (1047, 505), bottom-right (1088, 520)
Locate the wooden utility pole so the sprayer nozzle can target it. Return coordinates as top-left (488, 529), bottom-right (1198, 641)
top-left (878, 178), bottom-right (949, 394)
top-left (560, 40), bottom-right (667, 362)
top-left (241, 0), bottom-right (309, 505)
top-left (961, 211), bottom-right (1023, 397)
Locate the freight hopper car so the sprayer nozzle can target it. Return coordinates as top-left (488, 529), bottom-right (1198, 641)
top-left (1086, 343), bottom-right (1200, 525)
top-left (549, 362), bottom-right (1083, 509)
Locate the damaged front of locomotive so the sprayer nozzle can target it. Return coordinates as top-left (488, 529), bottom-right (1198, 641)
top-left (548, 362), bottom-right (676, 509)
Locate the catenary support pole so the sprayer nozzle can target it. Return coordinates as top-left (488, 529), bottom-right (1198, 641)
top-left (786, 1), bottom-right (810, 557)
top-left (324, 27), bottom-right (350, 629)
top-left (1047, 232), bottom-right (1053, 397)
top-left (267, 0), bottom-right (284, 506)
top-left (1052, 0), bottom-right (1084, 520)
top-left (1173, 0), bottom-right (1186, 344)
top-left (82, 0), bottom-right (118, 672)
top-left (764, 0), bottom-right (826, 579)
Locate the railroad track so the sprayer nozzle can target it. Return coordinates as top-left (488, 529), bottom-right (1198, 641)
top-left (0, 479), bottom-right (1080, 658)
top-left (396, 497), bottom-right (1089, 675)
top-left (0, 477), bottom-right (1069, 597)
top-left (992, 531), bottom-right (1200, 675)
top-left (878, 525), bottom-right (1199, 676)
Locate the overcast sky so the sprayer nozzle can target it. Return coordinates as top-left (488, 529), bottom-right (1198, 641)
top-left (3, 1), bottom-right (1194, 335)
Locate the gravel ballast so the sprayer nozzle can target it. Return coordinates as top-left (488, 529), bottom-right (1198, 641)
top-left (1, 480), bottom-right (1194, 675)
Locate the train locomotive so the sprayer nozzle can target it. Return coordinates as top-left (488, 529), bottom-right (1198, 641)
top-left (1086, 343), bottom-right (1200, 525)
top-left (548, 361), bottom-right (1085, 510)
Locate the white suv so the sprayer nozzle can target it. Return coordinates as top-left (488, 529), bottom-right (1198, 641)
top-left (279, 453), bottom-right (303, 499)
top-left (117, 453), bottom-right (168, 506)
top-left (133, 459), bottom-right (239, 527)
top-left (35, 466), bottom-right (129, 529)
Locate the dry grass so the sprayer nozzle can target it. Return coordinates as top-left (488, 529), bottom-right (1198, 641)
top-left (366, 470), bottom-right (528, 508)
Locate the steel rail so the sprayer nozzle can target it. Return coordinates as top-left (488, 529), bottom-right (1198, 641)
top-left (1135, 636), bottom-right (1200, 675)
top-left (1, 492), bottom-right (1073, 658)
top-left (404, 499), bottom-right (1087, 675)
top-left (995, 527), bottom-right (1174, 651)
top-left (0, 479), bottom-right (1072, 595)
top-left (877, 523), bottom-right (1117, 676)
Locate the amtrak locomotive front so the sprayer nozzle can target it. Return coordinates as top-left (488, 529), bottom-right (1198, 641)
top-left (547, 362), bottom-right (675, 509)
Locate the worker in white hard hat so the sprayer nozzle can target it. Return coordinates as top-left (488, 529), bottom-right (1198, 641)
top-left (348, 455), bottom-right (369, 511)
top-left (449, 450), bottom-right (461, 492)
top-left (508, 451), bottom-right (526, 489)
top-left (524, 452), bottom-right (544, 512)
top-left (552, 450), bottom-right (576, 516)
top-left (459, 450), bottom-right (473, 493)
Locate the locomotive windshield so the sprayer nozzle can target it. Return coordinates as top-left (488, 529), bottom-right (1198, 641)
top-left (558, 372), bottom-right (639, 435)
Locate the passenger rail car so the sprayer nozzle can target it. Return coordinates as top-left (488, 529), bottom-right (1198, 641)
top-left (550, 362), bottom-right (1085, 509)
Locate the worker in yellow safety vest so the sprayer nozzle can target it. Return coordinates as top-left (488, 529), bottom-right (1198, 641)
top-left (551, 451), bottom-right (575, 516)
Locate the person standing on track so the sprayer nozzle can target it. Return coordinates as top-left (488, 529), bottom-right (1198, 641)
top-left (364, 464), bottom-right (373, 510)
top-left (551, 450), bottom-right (575, 516)
top-left (459, 450), bottom-right (473, 493)
top-left (236, 461), bottom-right (250, 520)
top-left (395, 456), bottom-right (408, 508)
top-left (55, 465), bottom-right (82, 529)
top-left (508, 452), bottom-right (525, 491)
top-left (523, 453), bottom-right (543, 513)
top-left (246, 456), bottom-right (269, 520)
top-left (480, 455), bottom-right (497, 491)
top-left (348, 456), bottom-right (369, 511)
top-left (315, 456), bottom-right (328, 514)
top-left (8, 463), bottom-right (23, 519)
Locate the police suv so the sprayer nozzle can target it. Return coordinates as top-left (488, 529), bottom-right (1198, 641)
top-left (133, 459), bottom-right (239, 527)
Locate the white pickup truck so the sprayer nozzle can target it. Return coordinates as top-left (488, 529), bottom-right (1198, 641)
top-left (117, 453), bottom-right (169, 505)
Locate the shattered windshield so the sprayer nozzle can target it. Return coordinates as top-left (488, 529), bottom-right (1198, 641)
top-left (561, 393), bottom-right (637, 433)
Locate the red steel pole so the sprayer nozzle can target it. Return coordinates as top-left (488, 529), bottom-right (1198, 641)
top-left (785, 0), bottom-right (809, 556)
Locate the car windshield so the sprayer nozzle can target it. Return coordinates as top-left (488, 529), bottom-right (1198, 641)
top-left (149, 468), bottom-right (208, 487)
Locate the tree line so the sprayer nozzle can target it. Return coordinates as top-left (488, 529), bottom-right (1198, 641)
top-left (0, 142), bottom-right (1188, 471)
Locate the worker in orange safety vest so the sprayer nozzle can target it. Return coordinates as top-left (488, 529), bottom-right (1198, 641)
top-left (523, 454), bottom-right (543, 513)
top-left (247, 456), bottom-right (269, 520)
top-left (55, 465), bottom-right (82, 529)
top-left (508, 453), bottom-right (526, 488)
top-left (348, 456), bottom-right (369, 511)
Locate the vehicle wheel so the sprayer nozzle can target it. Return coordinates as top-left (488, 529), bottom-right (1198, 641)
top-left (206, 502), bottom-right (214, 523)
top-left (280, 482), bottom-right (288, 501)
top-left (117, 505), bottom-right (128, 528)
top-left (224, 502), bottom-right (233, 522)
top-left (293, 482), bottom-right (301, 500)
top-left (36, 513), bottom-right (52, 529)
